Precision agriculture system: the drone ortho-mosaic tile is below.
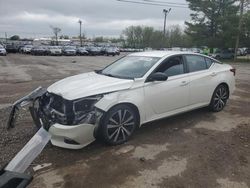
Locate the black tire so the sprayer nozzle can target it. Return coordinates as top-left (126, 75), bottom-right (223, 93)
top-left (100, 104), bottom-right (138, 145)
top-left (209, 84), bottom-right (229, 112)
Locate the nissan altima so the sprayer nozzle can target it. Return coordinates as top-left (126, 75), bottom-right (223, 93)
top-left (8, 51), bottom-right (235, 149)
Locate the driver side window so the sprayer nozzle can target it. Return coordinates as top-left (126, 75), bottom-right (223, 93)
top-left (155, 55), bottom-right (184, 77)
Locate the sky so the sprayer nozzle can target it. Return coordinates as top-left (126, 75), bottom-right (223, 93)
top-left (0, 0), bottom-right (191, 39)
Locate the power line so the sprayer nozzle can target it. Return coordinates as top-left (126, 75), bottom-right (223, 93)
top-left (143, 0), bottom-right (188, 6)
top-left (116, 0), bottom-right (189, 8)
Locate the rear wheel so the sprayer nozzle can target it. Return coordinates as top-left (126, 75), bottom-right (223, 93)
top-left (100, 104), bottom-right (138, 145)
top-left (209, 84), bottom-right (229, 112)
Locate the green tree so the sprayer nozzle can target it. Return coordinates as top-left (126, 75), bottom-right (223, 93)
top-left (9, 35), bottom-right (20, 40)
top-left (59, 35), bottom-right (69, 39)
top-left (241, 10), bottom-right (250, 47)
top-left (122, 25), bottom-right (192, 49)
top-left (142, 26), bottom-right (154, 47)
top-left (185, 0), bottom-right (239, 49)
top-left (93, 36), bottom-right (104, 43)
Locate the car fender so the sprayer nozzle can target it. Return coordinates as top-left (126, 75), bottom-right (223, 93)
top-left (95, 87), bottom-right (146, 126)
top-left (213, 64), bottom-right (235, 95)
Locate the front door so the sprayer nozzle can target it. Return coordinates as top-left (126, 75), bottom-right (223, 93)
top-left (144, 55), bottom-right (189, 121)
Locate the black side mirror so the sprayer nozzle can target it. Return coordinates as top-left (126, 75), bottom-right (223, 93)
top-left (147, 72), bottom-right (168, 82)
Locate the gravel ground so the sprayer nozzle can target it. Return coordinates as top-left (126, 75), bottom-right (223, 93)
top-left (0, 54), bottom-right (250, 188)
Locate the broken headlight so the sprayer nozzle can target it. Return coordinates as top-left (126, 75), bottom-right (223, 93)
top-left (72, 95), bottom-right (103, 124)
top-left (39, 93), bottom-right (103, 126)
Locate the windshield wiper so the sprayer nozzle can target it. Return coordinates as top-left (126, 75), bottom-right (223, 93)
top-left (95, 70), bottom-right (133, 79)
top-left (94, 70), bottom-right (102, 74)
top-left (94, 70), bottom-right (114, 77)
top-left (102, 73), bottom-right (117, 78)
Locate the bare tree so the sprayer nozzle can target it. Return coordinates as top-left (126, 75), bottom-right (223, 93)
top-left (50, 26), bottom-right (61, 45)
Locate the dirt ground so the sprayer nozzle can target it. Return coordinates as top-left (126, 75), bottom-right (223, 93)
top-left (0, 54), bottom-right (250, 188)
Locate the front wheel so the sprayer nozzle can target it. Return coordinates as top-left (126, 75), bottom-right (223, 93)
top-left (100, 104), bottom-right (138, 145)
top-left (209, 84), bottom-right (229, 112)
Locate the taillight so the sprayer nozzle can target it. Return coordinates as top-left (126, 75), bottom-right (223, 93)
top-left (230, 68), bottom-right (236, 76)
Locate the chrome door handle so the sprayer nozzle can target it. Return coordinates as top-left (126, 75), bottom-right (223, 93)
top-left (180, 81), bottom-right (188, 86)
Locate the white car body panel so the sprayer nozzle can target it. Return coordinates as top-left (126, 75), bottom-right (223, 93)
top-left (49, 49), bottom-right (62, 54)
top-left (45, 51), bottom-right (235, 149)
top-left (143, 74), bottom-right (189, 116)
top-left (23, 46), bottom-right (33, 53)
top-left (47, 72), bottom-right (134, 100)
top-left (49, 123), bottom-right (95, 149)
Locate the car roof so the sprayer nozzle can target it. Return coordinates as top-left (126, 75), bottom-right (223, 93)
top-left (128, 51), bottom-right (201, 58)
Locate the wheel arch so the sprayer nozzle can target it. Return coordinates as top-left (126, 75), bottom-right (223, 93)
top-left (217, 82), bottom-right (230, 98)
top-left (105, 102), bottom-right (141, 127)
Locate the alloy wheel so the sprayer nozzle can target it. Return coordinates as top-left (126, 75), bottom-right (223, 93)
top-left (107, 109), bottom-right (135, 143)
top-left (213, 86), bottom-right (228, 111)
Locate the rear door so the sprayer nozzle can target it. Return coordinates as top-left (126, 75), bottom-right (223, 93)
top-left (184, 55), bottom-right (216, 106)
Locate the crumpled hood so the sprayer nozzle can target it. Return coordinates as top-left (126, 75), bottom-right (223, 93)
top-left (47, 72), bottom-right (134, 100)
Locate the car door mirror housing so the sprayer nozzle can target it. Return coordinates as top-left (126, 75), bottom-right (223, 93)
top-left (147, 72), bottom-right (168, 82)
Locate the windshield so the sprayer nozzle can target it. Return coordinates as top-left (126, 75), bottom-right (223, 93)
top-left (100, 56), bottom-right (160, 79)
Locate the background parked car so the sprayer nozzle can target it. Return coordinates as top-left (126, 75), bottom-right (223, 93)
top-left (62, 46), bottom-right (76, 56)
top-left (76, 47), bottom-right (89, 56)
top-left (237, 48), bottom-right (245, 56)
top-left (22, 45), bottom-right (33, 54)
top-left (5, 44), bottom-right (18, 53)
top-left (211, 49), bottom-right (234, 59)
top-left (48, 46), bottom-right (62, 56)
top-left (244, 48), bottom-right (250, 56)
top-left (114, 47), bottom-right (120, 55)
top-left (86, 46), bottom-right (102, 56)
top-left (0, 45), bottom-right (7, 56)
top-left (31, 46), bottom-right (49, 56)
top-left (105, 47), bottom-right (117, 56)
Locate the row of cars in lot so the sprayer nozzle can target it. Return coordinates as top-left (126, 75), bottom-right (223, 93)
top-left (2, 44), bottom-right (120, 56)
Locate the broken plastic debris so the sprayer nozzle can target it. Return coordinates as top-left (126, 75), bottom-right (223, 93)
top-left (33, 163), bottom-right (52, 172)
top-left (5, 127), bottom-right (51, 173)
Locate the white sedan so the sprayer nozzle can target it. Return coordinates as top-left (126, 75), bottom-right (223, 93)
top-left (8, 51), bottom-right (235, 149)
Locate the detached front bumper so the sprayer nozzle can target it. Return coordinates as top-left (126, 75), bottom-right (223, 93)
top-left (7, 87), bottom-right (103, 149)
top-left (49, 123), bottom-right (96, 149)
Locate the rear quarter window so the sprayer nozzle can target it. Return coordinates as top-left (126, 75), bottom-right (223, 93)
top-left (205, 57), bottom-right (214, 68)
top-left (185, 55), bottom-right (207, 72)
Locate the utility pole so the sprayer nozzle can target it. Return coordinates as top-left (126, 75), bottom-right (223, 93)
top-left (5, 32), bottom-right (7, 43)
top-left (234, 0), bottom-right (245, 61)
top-left (78, 19), bottom-right (82, 47)
top-left (163, 8), bottom-right (171, 35)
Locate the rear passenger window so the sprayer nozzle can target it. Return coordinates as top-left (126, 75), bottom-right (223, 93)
top-left (185, 55), bottom-right (207, 72)
top-left (205, 57), bottom-right (213, 68)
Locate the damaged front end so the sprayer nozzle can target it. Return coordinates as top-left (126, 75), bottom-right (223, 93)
top-left (8, 86), bottom-right (104, 149)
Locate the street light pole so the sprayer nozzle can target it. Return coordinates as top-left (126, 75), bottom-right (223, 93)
top-left (163, 8), bottom-right (171, 36)
top-left (78, 20), bottom-right (82, 47)
top-left (5, 32), bottom-right (7, 43)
